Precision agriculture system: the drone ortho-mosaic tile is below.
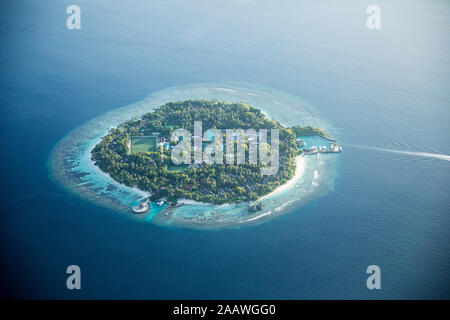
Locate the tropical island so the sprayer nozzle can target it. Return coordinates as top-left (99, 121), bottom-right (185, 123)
top-left (91, 100), bottom-right (339, 206)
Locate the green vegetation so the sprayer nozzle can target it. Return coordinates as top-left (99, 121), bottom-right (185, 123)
top-left (130, 136), bottom-right (157, 153)
top-left (91, 100), bottom-right (326, 205)
top-left (290, 125), bottom-right (332, 140)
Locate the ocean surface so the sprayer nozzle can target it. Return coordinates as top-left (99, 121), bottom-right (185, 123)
top-left (0, 0), bottom-right (449, 299)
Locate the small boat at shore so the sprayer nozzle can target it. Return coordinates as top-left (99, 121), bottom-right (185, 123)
top-left (132, 200), bottom-right (150, 214)
top-left (156, 200), bottom-right (165, 206)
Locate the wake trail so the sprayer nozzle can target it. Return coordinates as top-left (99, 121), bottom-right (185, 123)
top-left (347, 144), bottom-right (450, 162)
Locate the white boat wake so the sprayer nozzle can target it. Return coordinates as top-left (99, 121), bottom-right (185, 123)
top-left (347, 144), bottom-right (450, 162)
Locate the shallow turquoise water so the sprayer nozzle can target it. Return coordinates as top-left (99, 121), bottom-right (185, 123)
top-left (145, 203), bottom-right (169, 222)
top-left (298, 135), bottom-right (334, 149)
top-left (49, 83), bottom-right (338, 229)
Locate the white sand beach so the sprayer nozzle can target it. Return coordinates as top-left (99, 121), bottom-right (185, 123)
top-left (89, 135), bottom-right (306, 206)
top-left (178, 156), bottom-right (306, 205)
top-left (176, 198), bottom-right (211, 206)
top-left (259, 155), bottom-right (306, 200)
top-left (87, 144), bottom-right (151, 199)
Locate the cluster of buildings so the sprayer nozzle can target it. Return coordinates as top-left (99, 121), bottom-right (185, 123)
top-left (302, 142), bottom-right (342, 155)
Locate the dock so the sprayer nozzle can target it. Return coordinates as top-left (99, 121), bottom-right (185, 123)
top-left (300, 141), bottom-right (342, 156)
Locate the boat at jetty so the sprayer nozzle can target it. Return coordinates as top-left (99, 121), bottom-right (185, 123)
top-left (156, 200), bottom-right (165, 206)
top-left (302, 141), bottom-right (342, 155)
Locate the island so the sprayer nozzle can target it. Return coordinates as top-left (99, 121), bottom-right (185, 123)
top-left (90, 99), bottom-right (339, 207)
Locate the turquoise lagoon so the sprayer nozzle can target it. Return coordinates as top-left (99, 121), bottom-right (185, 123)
top-left (298, 135), bottom-right (336, 150)
top-left (48, 83), bottom-right (339, 229)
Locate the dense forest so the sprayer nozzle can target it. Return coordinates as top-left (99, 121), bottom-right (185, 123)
top-left (290, 125), bottom-right (332, 140)
top-left (91, 100), bottom-right (325, 205)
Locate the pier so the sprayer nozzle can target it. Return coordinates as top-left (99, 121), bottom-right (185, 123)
top-left (297, 136), bottom-right (342, 156)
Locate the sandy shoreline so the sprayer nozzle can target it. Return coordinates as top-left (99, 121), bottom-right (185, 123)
top-left (176, 198), bottom-right (211, 206)
top-left (89, 136), bottom-right (306, 206)
top-left (259, 155), bottom-right (306, 201)
top-left (48, 82), bottom-right (336, 229)
top-left (87, 144), bottom-right (151, 200)
top-left (175, 156), bottom-right (306, 205)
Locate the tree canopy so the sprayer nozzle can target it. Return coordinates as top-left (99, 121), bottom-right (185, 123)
top-left (91, 100), bottom-right (322, 205)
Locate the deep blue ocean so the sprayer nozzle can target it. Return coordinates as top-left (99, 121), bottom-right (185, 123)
top-left (0, 0), bottom-right (449, 299)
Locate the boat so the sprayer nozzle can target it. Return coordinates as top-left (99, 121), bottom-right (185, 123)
top-left (296, 138), bottom-right (305, 147)
top-left (132, 200), bottom-right (150, 214)
top-left (156, 200), bottom-right (165, 206)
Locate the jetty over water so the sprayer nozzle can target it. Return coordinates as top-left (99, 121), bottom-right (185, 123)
top-left (297, 135), bottom-right (342, 156)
